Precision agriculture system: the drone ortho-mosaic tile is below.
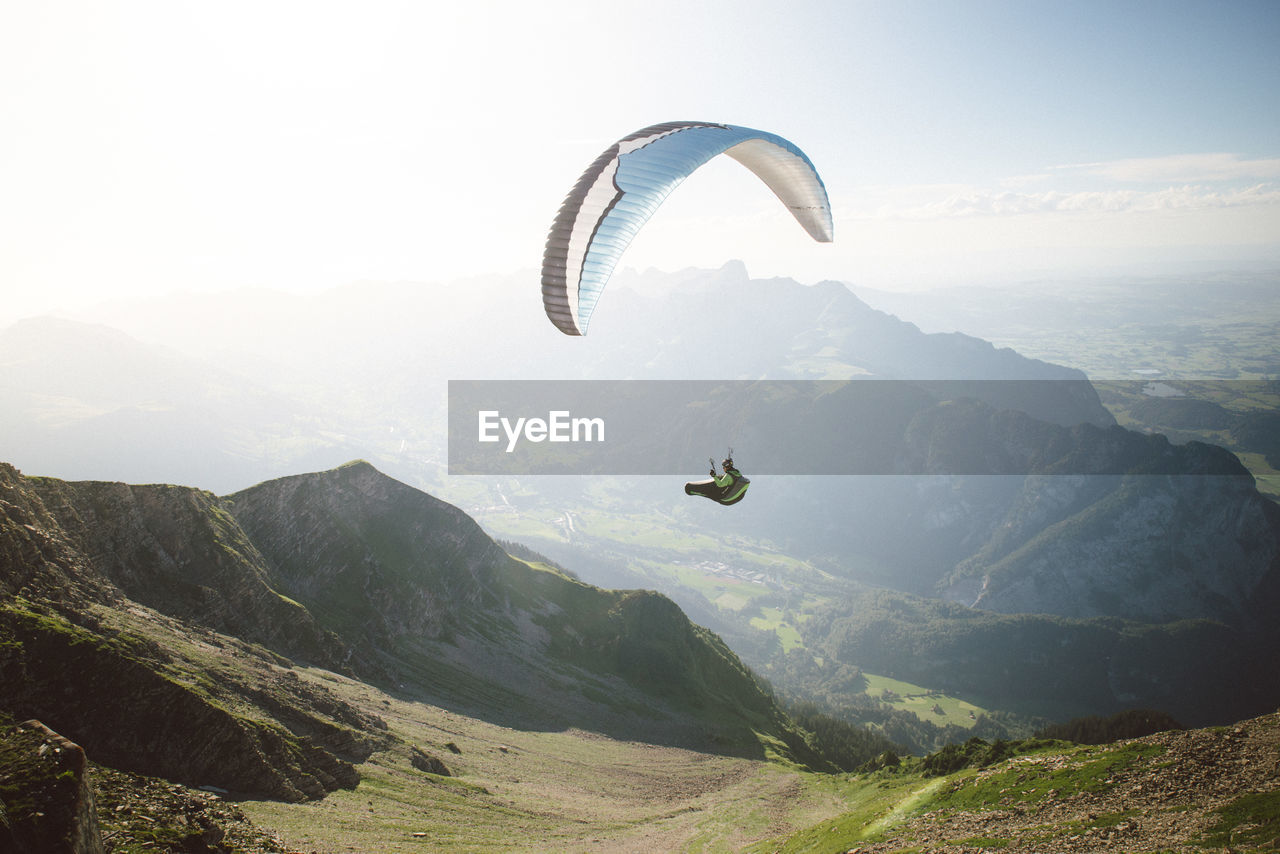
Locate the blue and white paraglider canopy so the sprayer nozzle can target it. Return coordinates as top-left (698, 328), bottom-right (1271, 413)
top-left (541, 121), bottom-right (833, 336)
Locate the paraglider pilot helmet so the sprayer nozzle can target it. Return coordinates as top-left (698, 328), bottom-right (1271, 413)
top-left (722, 458), bottom-right (734, 470)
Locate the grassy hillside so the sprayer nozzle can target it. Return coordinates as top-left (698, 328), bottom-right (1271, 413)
top-left (4, 458), bottom-right (1278, 851)
top-left (56, 668), bottom-right (1279, 853)
top-left (761, 712), bottom-right (1280, 854)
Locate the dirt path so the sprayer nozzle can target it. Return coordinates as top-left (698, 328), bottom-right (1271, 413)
top-left (241, 679), bottom-right (848, 853)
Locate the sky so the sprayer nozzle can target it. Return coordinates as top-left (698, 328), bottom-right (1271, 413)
top-left (2, 0), bottom-right (1278, 322)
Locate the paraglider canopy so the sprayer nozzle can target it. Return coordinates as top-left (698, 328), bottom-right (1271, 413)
top-left (542, 121), bottom-right (833, 336)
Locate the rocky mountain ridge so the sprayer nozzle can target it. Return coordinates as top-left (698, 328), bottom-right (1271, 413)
top-left (3, 457), bottom-right (1279, 852)
top-left (0, 459), bottom-right (816, 809)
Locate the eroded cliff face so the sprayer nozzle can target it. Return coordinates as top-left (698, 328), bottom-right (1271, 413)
top-left (950, 471), bottom-right (1280, 624)
top-left (0, 463), bottom-right (378, 802)
top-left (0, 606), bottom-right (363, 802)
top-left (885, 405), bottom-right (1280, 627)
top-left (27, 475), bottom-right (350, 670)
top-left (0, 720), bottom-right (103, 854)
top-left (0, 464), bottom-right (111, 606)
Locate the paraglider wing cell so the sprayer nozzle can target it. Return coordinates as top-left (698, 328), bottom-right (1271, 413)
top-left (541, 121), bottom-right (833, 336)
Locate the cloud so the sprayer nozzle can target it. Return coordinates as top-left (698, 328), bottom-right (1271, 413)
top-left (1000, 173), bottom-right (1054, 189)
top-left (1055, 153), bottom-right (1280, 184)
top-left (850, 181), bottom-right (1280, 221)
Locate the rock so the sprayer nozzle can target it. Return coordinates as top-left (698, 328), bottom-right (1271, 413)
top-left (0, 605), bottom-right (359, 803)
top-left (410, 748), bottom-right (451, 777)
top-left (0, 720), bottom-right (104, 854)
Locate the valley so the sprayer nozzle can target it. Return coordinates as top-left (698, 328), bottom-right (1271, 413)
top-left (2, 457), bottom-right (1278, 851)
top-left (71, 666), bottom-right (1280, 853)
top-left (3, 266), bottom-right (1278, 851)
top-left (5, 0), bottom-right (1279, 845)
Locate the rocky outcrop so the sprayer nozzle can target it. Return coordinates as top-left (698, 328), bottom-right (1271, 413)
top-left (0, 464), bottom-right (112, 607)
top-left (28, 475), bottom-right (350, 672)
top-left (410, 747), bottom-right (451, 776)
top-left (0, 720), bottom-right (103, 854)
top-left (0, 605), bottom-right (359, 802)
top-left (918, 405), bottom-right (1280, 626)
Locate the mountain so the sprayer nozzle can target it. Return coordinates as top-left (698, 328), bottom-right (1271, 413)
top-left (0, 263), bottom-right (1115, 489)
top-left (3, 460), bottom-right (1278, 851)
top-left (223, 460), bottom-right (805, 753)
top-left (768, 710), bottom-right (1280, 854)
top-left (4, 265), bottom-right (1278, 745)
top-left (0, 459), bottom-right (818, 809)
top-left (898, 399), bottom-right (1280, 626)
top-left (499, 394), bottom-right (1280, 627)
top-left (566, 262), bottom-right (1116, 397)
top-left (8, 305), bottom-right (1270, 632)
top-left (802, 585), bottom-right (1280, 726)
top-left (64, 262), bottom-right (1119, 391)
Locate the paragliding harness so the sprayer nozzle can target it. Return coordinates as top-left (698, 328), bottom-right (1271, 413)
top-left (684, 451), bottom-right (750, 506)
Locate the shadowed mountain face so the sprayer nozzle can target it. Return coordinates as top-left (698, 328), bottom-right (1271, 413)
top-left (0, 460), bottom-right (820, 802)
top-left (647, 396), bottom-right (1280, 628)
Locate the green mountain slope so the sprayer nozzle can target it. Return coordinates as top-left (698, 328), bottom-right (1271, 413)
top-left (0, 459), bottom-right (822, 810)
top-left (803, 586), bottom-right (1280, 726)
top-left (227, 461), bottom-right (817, 760)
top-left (4, 458), bottom-right (1278, 852)
top-left (762, 711), bottom-right (1280, 854)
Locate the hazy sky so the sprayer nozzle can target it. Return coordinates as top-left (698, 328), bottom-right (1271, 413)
top-left (3, 0), bottom-right (1278, 321)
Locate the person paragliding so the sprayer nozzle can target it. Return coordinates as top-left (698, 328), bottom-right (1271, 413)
top-left (684, 453), bottom-right (750, 506)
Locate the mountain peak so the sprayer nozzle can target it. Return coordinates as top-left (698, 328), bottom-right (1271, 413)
top-left (329, 458), bottom-right (382, 483)
top-left (233, 459), bottom-right (400, 502)
top-left (713, 259), bottom-right (750, 282)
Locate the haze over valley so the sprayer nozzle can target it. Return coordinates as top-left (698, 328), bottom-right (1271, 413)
top-left (3, 265), bottom-right (1279, 852)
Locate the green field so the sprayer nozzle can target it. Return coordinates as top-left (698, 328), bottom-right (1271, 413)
top-left (862, 673), bottom-right (987, 731)
top-left (749, 607), bottom-right (804, 652)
